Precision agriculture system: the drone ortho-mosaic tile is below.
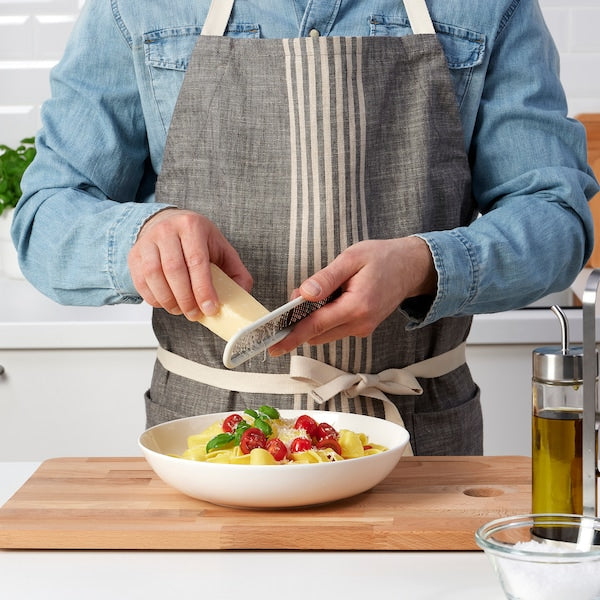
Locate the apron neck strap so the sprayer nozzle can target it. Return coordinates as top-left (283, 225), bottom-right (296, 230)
top-left (403, 0), bottom-right (435, 34)
top-left (201, 0), bottom-right (234, 36)
top-left (201, 0), bottom-right (435, 37)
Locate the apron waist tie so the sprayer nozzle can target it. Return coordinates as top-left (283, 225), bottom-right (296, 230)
top-left (156, 342), bottom-right (467, 457)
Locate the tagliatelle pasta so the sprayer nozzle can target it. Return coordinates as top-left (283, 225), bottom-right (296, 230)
top-left (177, 406), bottom-right (388, 465)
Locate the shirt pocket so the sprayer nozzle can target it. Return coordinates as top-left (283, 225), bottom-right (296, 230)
top-left (144, 23), bottom-right (260, 129)
top-left (369, 15), bottom-right (485, 108)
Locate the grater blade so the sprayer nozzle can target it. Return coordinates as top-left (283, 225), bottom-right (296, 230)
top-left (222, 288), bottom-right (341, 369)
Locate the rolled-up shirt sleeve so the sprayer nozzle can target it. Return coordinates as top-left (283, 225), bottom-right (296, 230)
top-left (405, 0), bottom-right (598, 327)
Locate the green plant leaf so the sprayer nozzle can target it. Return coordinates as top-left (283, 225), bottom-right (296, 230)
top-left (0, 137), bottom-right (36, 216)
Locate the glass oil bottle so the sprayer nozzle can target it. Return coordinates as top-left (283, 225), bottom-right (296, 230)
top-left (532, 305), bottom-right (583, 515)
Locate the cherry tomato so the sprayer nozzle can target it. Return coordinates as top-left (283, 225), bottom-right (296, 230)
top-left (316, 438), bottom-right (342, 455)
top-left (239, 427), bottom-right (267, 454)
top-left (294, 414), bottom-right (318, 437)
top-left (234, 420), bottom-right (250, 445)
top-left (315, 422), bottom-right (338, 441)
top-left (289, 437), bottom-right (313, 453)
top-left (222, 413), bottom-right (244, 433)
top-left (266, 438), bottom-right (288, 461)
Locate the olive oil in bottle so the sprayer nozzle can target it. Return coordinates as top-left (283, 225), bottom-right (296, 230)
top-left (532, 407), bottom-right (583, 515)
top-left (531, 306), bottom-right (584, 517)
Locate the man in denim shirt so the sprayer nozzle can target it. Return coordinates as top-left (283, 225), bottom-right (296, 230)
top-left (12, 1), bottom-right (599, 454)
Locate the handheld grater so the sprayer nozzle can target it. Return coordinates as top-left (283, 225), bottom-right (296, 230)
top-left (222, 288), bottom-right (341, 369)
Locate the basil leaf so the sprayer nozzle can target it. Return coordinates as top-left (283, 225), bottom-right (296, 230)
top-left (253, 417), bottom-right (272, 437)
top-left (258, 405), bottom-right (280, 420)
top-left (205, 432), bottom-right (235, 453)
top-left (244, 408), bottom-right (258, 419)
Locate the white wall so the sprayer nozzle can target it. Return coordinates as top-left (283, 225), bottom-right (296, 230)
top-left (0, 0), bottom-right (599, 147)
top-left (0, 1), bottom-right (84, 147)
top-left (539, 0), bottom-right (600, 116)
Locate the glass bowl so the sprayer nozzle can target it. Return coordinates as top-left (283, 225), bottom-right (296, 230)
top-left (475, 514), bottom-right (600, 600)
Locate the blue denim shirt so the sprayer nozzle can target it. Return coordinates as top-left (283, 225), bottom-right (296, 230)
top-left (13, 0), bottom-right (599, 327)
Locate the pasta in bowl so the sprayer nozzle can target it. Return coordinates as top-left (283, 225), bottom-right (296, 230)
top-left (139, 409), bottom-right (410, 508)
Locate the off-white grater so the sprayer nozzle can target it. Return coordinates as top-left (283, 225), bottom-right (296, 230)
top-left (223, 289), bottom-right (341, 369)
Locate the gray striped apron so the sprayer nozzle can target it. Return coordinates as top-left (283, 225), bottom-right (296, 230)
top-left (149, 0), bottom-right (483, 456)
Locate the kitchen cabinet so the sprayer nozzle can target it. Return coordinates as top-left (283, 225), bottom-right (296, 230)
top-left (0, 277), bottom-right (157, 460)
top-left (0, 347), bottom-right (155, 459)
top-left (468, 340), bottom-right (539, 457)
top-left (2, 276), bottom-right (597, 461)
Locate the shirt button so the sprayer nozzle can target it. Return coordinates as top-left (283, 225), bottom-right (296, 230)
top-left (308, 29), bottom-right (320, 37)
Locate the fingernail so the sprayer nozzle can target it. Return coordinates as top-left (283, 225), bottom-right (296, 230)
top-left (200, 300), bottom-right (219, 317)
top-left (300, 279), bottom-right (321, 297)
top-left (186, 308), bottom-right (200, 320)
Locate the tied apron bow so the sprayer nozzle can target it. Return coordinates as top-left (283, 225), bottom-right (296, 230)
top-left (290, 355), bottom-right (423, 404)
top-left (156, 342), bottom-right (468, 456)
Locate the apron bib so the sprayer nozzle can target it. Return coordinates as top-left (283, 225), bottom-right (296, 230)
top-left (149, 0), bottom-right (482, 455)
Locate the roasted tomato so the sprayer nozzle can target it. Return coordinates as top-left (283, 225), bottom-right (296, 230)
top-left (316, 438), bottom-right (342, 455)
top-left (289, 437), bottom-right (313, 453)
top-left (266, 438), bottom-right (288, 461)
top-left (315, 422), bottom-right (338, 441)
top-left (222, 413), bottom-right (244, 433)
top-left (239, 427), bottom-right (267, 454)
top-left (294, 414), bottom-right (318, 437)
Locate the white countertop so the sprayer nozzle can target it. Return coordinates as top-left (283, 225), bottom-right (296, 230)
top-left (0, 462), bottom-right (505, 600)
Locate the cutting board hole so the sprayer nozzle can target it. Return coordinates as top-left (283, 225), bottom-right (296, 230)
top-left (462, 487), bottom-right (504, 498)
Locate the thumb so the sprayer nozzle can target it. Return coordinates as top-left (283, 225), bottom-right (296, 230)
top-left (299, 266), bottom-right (344, 301)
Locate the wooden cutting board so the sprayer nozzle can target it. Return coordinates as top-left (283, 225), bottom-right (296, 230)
top-left (0, 456), bottom-right (531, 550)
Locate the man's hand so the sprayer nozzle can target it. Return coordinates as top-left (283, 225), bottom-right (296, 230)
top-left (128, 208), bottom-right (252, 320)
top-left (269, 236), bottom-right (437, 356)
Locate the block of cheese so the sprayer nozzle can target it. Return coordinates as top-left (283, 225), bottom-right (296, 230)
top-left (197, 264), bottom-right (270, 341)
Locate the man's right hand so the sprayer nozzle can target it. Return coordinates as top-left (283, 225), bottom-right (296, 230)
top-left (127, 208), bottom-right (252, 320)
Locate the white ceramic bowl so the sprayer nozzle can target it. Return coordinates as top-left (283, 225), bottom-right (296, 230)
top-left (475, 514), bottom-right (600, 600)
top-left (139, 409), bottom-right (410, 508)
